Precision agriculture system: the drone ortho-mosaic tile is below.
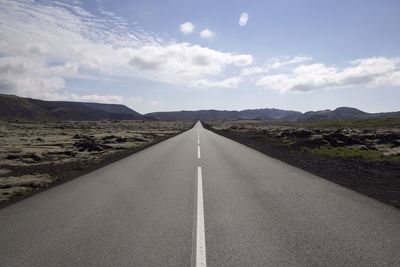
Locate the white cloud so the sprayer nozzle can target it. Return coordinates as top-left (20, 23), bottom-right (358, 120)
top-left (127, 43), bottom-right (252, 86)
top-left (200, 29), bottom-right (215, 39)
top-left (180, 21), bottom-right (195, 34)
top-left (269, 56), bottom-right (312, 69)
top-left (256, 57), bottom-right (400, 92)
top-left (239, 13), bottom-right (249, 27)
top-left (240, 56), bottom-right (311, 77)
top-left (240, 67), bottom-right (268, 77)
top-left (190, 77), bottom-right (242, 89)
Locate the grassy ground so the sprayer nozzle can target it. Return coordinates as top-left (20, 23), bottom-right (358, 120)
top-left (300, 117), bottom-right (400, 129)
top-left (305, 147), bottom-right (400, 162)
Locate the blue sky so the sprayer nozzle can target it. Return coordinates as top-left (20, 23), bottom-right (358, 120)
top-left (0, 0), bottom-right (399, 113)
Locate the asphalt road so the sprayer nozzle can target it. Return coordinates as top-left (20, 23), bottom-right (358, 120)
top-left (1, 122), bottom-right (400, 266)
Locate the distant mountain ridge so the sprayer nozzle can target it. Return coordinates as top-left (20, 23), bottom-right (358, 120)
top-left (1, 94), bottom-right (399, 122)
top-left (146, 108), bottom-right (302, 121)
top-left (146, 107), bottom-right (400, 122)
top-left (0, 94), bottom-right (147, 121)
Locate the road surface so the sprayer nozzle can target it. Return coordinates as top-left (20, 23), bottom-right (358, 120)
top-left (1, 122), bottom-right (400, 266)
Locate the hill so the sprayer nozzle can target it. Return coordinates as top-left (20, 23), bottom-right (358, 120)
top-left (0, 94), bottom-right (147, 121)
top-left (298, 107), bottom-right (370, 122)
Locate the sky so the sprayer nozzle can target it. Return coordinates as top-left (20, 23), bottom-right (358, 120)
top-left (0, 0), bottom-right (399, 114)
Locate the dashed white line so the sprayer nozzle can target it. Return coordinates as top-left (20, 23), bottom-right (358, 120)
top-left (196, 166), bottom-right (206, 267)
top-left (197, 145), bottom-right (201, 159)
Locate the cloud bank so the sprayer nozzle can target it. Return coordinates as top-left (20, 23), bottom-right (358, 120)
top-left (0, 0), bottom-right (252, 102)
top-left (256, 57), bottom-right (400, 93)
top-left (0, 0), bottom-right (398, 103)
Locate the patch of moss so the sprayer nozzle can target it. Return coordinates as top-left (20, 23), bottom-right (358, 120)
top-left (306, 147), bottom-right (400, 161)
top-left (302, 117), bottom-right (400, 129)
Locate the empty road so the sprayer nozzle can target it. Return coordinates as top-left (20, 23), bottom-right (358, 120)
top-left (1, 122), bottom-right (400, 266)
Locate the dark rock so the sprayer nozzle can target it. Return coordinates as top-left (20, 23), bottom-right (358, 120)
top-left (322, 132), bottom-right (361, 147)
top-left (101, 135), bottom-right (118, 141)
top-left (376, 133), bottom-right (400, 144)
top-left (73, 136), bottom-right (109, 152)
top-left (281, 129), bottom-right (315, 139)
top-left (7, 153), bottom-right (42, 162)
top-left (115, 137), bottom-right (128, 143)
top-left (5, 154), bottom-right (19, 160)
top-left (72, 133), bottom-right (82, 139)
top-left (26, 153), bottom-right (42, 162)
top-left (293, 138), bottom-right (327, 148)
top-left (132, 136), bottom-right (147, 142)
top-left (392, 140), bottom-right (400, 147)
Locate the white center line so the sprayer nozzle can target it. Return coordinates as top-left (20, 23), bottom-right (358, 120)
top-left (196, 166), bottom-right (207, 267)
top-left (197, 145), bottom-right (201, 159)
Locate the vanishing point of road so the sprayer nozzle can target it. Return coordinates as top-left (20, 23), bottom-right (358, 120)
top-left (1, 122), bottom-right (400, 266)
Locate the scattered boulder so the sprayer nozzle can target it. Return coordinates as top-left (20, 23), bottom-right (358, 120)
top-left (73, 136), bottom-right (109, 152)
top-left (392, 140), bottom-right (400, 147)
top-left (291, 138), bottom-right (329, 149)
top-left (132, 136), bottom-right (147, 142)
top-left (281, 129), bottom-right (315, 139)
top-left (115, 137), bottom-right (128, 143)
top-left (322, 132), bottom-right (361, 147)
top-left (5, 154), bottom-right (19, 160)
top-left (376, 133), bottom-right (400, 145)
top-left (101, 135), bottom-right (128, 143)
top-left (72, 133), bottom-right (83, 139)
top-left (101, 135), bottom-right (118, 141)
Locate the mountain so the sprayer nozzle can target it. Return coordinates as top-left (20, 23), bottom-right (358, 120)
top-left (298, 107), bottom-right (370, 122)
top-left (1, 94), bottom-right (399, 122)
top-left (83, 102), bottom-right (142, 116)
top-left (148, 106), bottom-right (400, 122)
top-left (239, 108), bottom-right (302, 121)
top-left (146, 108), bottom-right (302, 121)
top-left (0, 94), bottom-right (147, 121)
